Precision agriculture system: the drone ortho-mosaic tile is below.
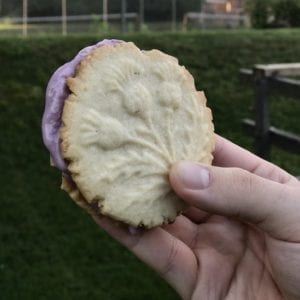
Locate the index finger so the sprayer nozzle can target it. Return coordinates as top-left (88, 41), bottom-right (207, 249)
top-left (213, 135), bottom-right (296, 184)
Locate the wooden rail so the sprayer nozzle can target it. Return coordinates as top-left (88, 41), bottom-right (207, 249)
top-left (240, 63), bottom-right (300, 159)
top-left (243, 119), bottom-right (300, 155)
top-left (182, 12), bottom-right (248, 30)
top-left (0, 13), bottom-right (138, 24)
top-left (240, 69), bottom-right (300, 99)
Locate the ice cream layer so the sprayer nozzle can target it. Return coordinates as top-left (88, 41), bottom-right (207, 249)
top-left (42, 39), bottom-right (122, 172)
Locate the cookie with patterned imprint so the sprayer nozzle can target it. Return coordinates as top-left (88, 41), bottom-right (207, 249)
top-left (58, 41), bottom-right (215, 228)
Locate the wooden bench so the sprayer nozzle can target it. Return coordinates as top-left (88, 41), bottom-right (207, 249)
top-left (240, 63), bottom-right (300, 160)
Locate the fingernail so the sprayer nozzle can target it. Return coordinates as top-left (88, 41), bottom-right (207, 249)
top-left (175, 162), bottom-right (211, 190)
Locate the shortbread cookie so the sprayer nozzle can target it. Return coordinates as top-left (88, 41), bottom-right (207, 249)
top-left (42, 40), bottom-right (215, 228)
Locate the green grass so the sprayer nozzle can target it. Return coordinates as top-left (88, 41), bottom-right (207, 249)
top-left (0, 30), bottom-right (300, 300)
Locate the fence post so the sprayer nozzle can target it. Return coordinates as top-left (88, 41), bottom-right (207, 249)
top-left (171, 0), bottom-right (177, 31)
top-left (22, 0), bottom-right (28, 37)
top-left (62, 0), bottom-right (67, 36)
top-left (139, 0), bottom-right (144, 31)
top-left (254, 68), bottom-right (270, 159)
top-left (121, 0), bottom-right (127, 33)
top-left (103, 0), bottom-right (108, 29)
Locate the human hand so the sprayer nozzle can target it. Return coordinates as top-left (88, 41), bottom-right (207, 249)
top-left (93, 135), bottom-right (300, 300)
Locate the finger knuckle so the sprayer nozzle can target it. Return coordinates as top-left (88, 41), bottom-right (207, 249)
top-left (278, 184), bottom-right (295, 203)
top-left (161, 238), bottom-right (180, 277)
top-left (235, 168), bottom-right (255, 195)
top-left (225, 168), bottom-right (255, 218)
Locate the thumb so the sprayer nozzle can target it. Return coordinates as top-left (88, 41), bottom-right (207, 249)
top-left (169, 161), bottom-right (300, 241)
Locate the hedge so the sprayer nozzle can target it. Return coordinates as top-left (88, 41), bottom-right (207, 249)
top-left (0, 30), bottom-right (300, 300)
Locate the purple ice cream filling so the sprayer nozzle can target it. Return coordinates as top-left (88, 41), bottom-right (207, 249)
top-left (42, 39), bottom-right (122, 172)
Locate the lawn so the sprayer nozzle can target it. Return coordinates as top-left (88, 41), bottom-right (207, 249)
top-left (0, 30), bottom-right (300, 300)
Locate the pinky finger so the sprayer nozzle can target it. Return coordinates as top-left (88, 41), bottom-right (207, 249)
top-left (93, 216), bottom-right (197, 299)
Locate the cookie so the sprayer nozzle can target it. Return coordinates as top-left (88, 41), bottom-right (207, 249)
top-left (60, 42), bottom-right (215, 228)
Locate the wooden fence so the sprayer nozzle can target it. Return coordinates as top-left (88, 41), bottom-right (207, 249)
top-left (240, 63), bottom-right (300, 159)
top-left (182, 12), bottom-right (248, 30)
top-left (10, 0), bottom-right (177, 37)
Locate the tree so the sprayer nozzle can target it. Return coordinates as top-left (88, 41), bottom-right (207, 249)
top-left (246, 0), bottom-right (269, 28)
top-left (273, 0), bottom-right (300, 27)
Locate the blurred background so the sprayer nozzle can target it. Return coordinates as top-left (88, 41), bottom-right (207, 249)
top-left (0, 0), bottom-right (300, 36)
top-left (0, 1), bottom-right (299, 299)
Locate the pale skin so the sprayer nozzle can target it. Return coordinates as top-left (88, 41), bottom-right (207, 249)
top-left (93, 135), bottom-right (300, 300)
